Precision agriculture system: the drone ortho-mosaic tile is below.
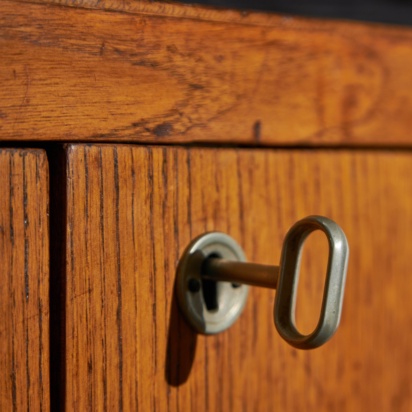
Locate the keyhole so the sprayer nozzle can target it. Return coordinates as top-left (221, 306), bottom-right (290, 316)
top-left (201, 278), bottom-right (218, 311)
top-left (201, 253), bottom-right (220, 312)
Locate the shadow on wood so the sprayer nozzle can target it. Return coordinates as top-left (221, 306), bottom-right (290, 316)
top-left (165, 281), bottom-right (198, 386)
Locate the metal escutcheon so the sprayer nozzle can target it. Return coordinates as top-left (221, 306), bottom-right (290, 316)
top-left (176, 232), bottom-right (249, 334)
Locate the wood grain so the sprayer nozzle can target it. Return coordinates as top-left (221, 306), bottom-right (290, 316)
top-left (2, 1), bottom-right (412, 145)
top-left (65, 144), bottom-right (412, 411)
top-left (0, 149), bottom-right (50, 411)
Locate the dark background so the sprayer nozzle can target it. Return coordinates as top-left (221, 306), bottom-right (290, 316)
top-left (179, 0), bottom-right (412, 26)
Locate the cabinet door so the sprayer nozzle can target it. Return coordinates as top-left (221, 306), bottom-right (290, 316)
top-left (64, 145), bottom-right (412, 411)
top-left (0, 149), bottom-right (49, 411)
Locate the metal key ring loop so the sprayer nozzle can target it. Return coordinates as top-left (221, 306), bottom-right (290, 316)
top-left (274, 215), bottom-right (349, 349)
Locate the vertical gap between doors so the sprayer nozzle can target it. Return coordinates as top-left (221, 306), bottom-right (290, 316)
top-left (47, 144), bottom-right (67, 412)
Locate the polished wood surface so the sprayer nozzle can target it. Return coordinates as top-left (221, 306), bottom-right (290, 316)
top-left (65, 145), bottom-right (412, 411)
top-left (2, 0), bottom-right (412, 145)
top-left (0, 149), bottom-right (50, 411)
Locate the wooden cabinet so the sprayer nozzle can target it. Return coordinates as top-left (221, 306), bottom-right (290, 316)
top-left (2, 0), bottom-right (412, 411)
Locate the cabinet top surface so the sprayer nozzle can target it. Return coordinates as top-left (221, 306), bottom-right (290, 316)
top-left (2, 0), bottom-right (412, 147)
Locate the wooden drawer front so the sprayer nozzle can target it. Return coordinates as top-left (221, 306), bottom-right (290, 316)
top-left (0, 149), bottom-right (49, 411)
top-left (65, 145), bottom-right (412, 411)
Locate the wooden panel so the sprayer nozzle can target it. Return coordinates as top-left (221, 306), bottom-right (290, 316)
top-left (65, 144), bottom-right (412, 411)
top-left (0, 149), bottom-right (49, 411)
top-left (2, 1), bottom-right (412, 145)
